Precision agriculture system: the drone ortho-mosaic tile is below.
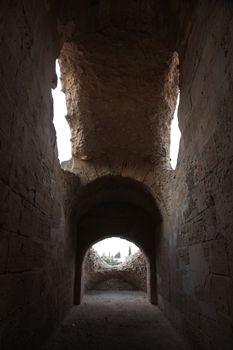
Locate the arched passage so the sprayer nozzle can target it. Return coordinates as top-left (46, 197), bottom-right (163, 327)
top-left (72, 176), bottom-right (162, 305)
top-left (81, 237), bottom-right (148, 295)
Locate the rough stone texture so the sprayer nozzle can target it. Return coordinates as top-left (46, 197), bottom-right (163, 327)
top-left (1, 1), bottom-right (233, 350)
top-left (58, 2), bottom-right (233, 350)
top-left (94, 278), bottom-right (135, 291)
top-left (60, 39), bottom-right (178, 164)
top-left (56, 1), bottom-right (182, 181)
top-left (72, 183), bottom-right (160, 305)
top-left (0, 2), bottom-right (77, 349)
top-left (156, 3), bottom-right (233, 350)
top-left (83, 249), bottom-right (147, 292)
top-left (61, 2), bottom-right (233, 349)
top-left (44, 291), bottom-right (190, 350)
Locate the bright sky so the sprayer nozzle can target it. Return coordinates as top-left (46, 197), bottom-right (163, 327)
top-left (169, 92), bottom-right (181, 169)
top-left (93, 237), bottom-right (139, 262)
top-left (52, 61), bottom-right (72, 162)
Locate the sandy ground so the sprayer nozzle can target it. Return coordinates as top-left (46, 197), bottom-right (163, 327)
top-left (45, 291), bottom-right (189, 350)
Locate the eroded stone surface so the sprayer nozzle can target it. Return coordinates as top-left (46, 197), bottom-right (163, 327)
top-left (0, 1), bottom-right (233, 350)
top-left (44, 291), bottom-right (189, 350)
top-left (83, 249), bottom-right (147, 292)
top-left (0, 2), bottom-right (76, 349)
top-left (60, 38), bottom-right (178, 164)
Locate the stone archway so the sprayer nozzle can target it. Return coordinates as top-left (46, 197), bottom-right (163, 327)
top-left (81, 237), bottom-right (149, 297)
top-left (72, 175), bottom-right (162, 305)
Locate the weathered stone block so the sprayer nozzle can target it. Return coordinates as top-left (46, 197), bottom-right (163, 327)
top-left (177, 247), bottom-right (189, 268)
top-left (0, 133), bottom-right (13, 183)
top-left (35, 186), bottom-right (52, 216)
top-left (0, 232), bottom-right (9, 274)
top-left (32, 241), bottom-right (48, 269)
top-left (19, 201), bottom-right (37, 237)
top-left (182, 270), bottom-right (194, 296)
top-left (0, 272), bottom-right (34, 322)
top-left (7, 233), bottom-right (33, 272)
top-left (189, 243), bottom-right (209, 290)
top-left (0, 182), bottom-right (21, 233)
top-left (36, 215), bottom-right (51, 241)
top-left (198, 300), bottom-right (216, 320)
top-left (203, 206), bottom-right (217, 241)
top-left (9, 152), bottom-right (36, 204)
top-left (210, 239), bottom-right (230, 275)
top-left (188, 218), bottom-right (206, 244)
top-left (210, 275), bottom-right (233, 316)
top-left (200, 312), bottom-right (233, 350)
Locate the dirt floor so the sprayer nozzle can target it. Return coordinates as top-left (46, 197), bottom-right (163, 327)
top-left (45, 291), bottom-right (189, 350)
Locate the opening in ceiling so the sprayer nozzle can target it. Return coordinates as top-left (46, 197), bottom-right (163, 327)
top-left (52, 59), bottom-right (72, 163)
top-left (170, 91), bottom-right (181, 169)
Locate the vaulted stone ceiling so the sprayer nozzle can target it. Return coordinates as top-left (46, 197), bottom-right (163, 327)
top-left (60, 38), bottom-right (178, 163)
top-left (56, 0), bottom-right (183, 166)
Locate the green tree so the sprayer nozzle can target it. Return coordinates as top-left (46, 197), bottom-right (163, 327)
top-left (102, 254), bottom-right (120, 266)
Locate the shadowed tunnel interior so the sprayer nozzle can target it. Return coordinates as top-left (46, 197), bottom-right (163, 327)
top-left (73, 176), bottom-right (162, 305)
top-left (0, 1), bottom-right (233, 350)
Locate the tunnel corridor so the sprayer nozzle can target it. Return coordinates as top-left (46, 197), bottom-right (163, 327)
top-left (0, 1), bottom-right (233, 350)
top-left (72, 176), bottom-right (161, 305)
top-left (45, 291), bottom-right (188, 350)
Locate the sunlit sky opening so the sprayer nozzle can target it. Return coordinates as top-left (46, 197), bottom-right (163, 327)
top-left (52, 60), bottom-right (72, 163)
top-left (93, 237), bottom-right (139, 262)
top-left (169, 92), bottom-right (181, 169)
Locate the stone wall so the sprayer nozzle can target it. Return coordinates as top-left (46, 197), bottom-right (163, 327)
top-left (83, 249), bottom-right (147, 293)
top-left (1, 1), bottom-right (233, 350)
top-left (57, 1), bottom-right (233, 349)
top-left (72, 180), bottom-right (160, 305)
top-left (157, 2), bottom-right (233, 350)
top-left (60, 2), bottom-right (233, 349)
top-left (0, 2), bottom-right (76, 349)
